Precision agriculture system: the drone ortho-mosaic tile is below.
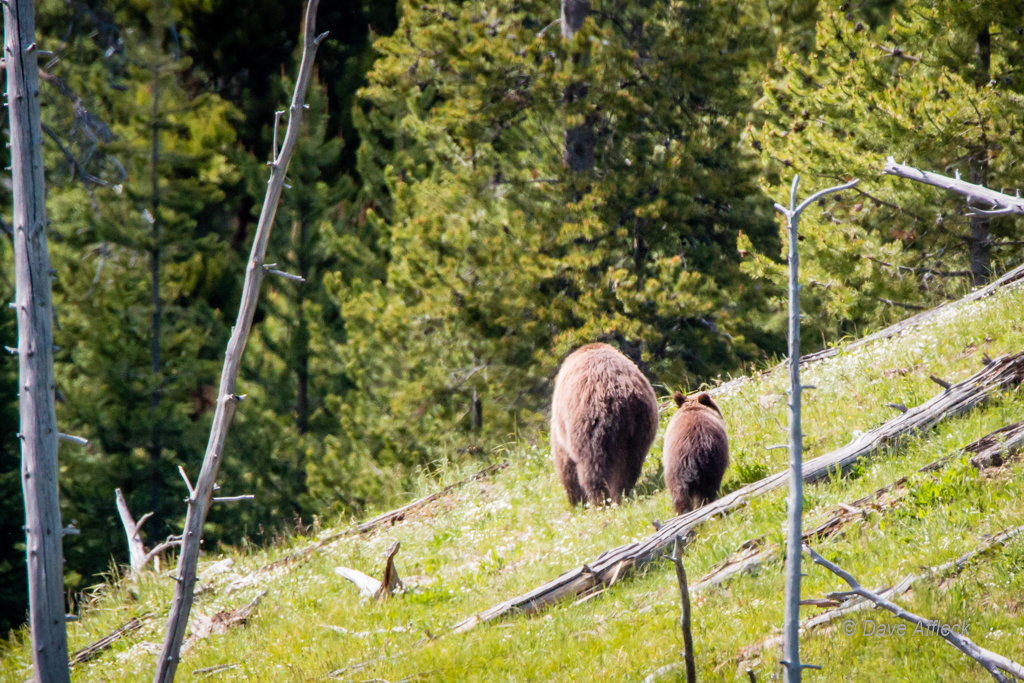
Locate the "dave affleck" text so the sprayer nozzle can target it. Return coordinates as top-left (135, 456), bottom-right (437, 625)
top-left (841, 619), bottom-right (970, 637)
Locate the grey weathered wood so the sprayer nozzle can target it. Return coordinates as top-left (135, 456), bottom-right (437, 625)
top-left (773, 176), bottom-right (859, 683)
top-left (69, 614), bottom-right (149, 666)
top-left (560, 0), bottom-right (587, 37)
top-left (5, 0), bottom-right (71, 680)
top-left (152, 3), bottom-right (327, 680)
top-left (883, 157), bottom-right (1024, 216)
top-left (115, 489), bottom-right (181, 576)
top-left (691, 419), bottom-right (1024, 594)
top-left (561, 0), bottom-right (593, 172)
top-left (670, 538), bottom-right (696, 683)
top-left (741, 524), bottom-right (1024, 664)
top-left (451, 352), bottom-right (1024, 632)
top-left (804, 544), bottom-right (1024, 682)
top-left (115, 489), bottom-right (150, 574)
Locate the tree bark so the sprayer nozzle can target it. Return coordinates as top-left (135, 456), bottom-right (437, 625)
top-left (5, 0), bottom-right (72, 679)
top-left (561, 0), bottom-right (587, 36)
top-left (152, 3), bottom-right (327, 680)
top-left (561, 0), bottom-right (593, 173)
top-left (781, 176), bottom-right (805, 683)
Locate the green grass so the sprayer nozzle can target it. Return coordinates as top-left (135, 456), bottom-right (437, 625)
top-left (4, 285), bottom-right (1024, 682)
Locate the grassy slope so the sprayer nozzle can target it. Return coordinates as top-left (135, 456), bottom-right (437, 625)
top-left (3, 286), bottom-right (1024, 682)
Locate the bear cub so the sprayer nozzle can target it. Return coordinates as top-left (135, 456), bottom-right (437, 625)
top-left (550, 343), bottom-right (659, 506)
top-left (662, 391), bottom-right (729, 514)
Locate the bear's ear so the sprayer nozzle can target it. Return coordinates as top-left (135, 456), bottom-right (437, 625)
top-left (697, 392), bottom-right (720, 413)
top-left (673, 391), bottom-right (685, 407)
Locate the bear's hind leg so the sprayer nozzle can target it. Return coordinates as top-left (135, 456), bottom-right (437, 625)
top-left (579, 466), bottom-right (611, 507)
top-left (554, 441), bottom-right (586, 506)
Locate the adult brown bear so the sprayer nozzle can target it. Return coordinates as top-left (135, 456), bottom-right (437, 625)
top-left (663, 391), bottom-right (729, 514)
top-left (550, 343), bottom-right (659, 506)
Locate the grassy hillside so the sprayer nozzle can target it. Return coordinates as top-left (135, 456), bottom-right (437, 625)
top-left (4, 283), bottom-right (1024, 682)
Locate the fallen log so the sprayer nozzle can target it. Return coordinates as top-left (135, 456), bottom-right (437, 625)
top-left (452, 352), bottom-right (1024, 631)
top-left (180, 591), bottom-right (267, 656)
top-left (68, 614), bottom-right (150, 667)
top-left (698, 261), bottom-right (1024, 403)
top-left (691, 420), bottom-right (1024, 592)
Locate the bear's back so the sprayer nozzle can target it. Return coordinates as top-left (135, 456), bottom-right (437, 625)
top-left (551, 343), bottom-right (658, 462)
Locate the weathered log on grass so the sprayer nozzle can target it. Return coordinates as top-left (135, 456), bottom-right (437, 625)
top-left (224, 463), bottom-right (508, 594)
top-left (69, 614), bottom-right (150, 667)
top-left (692, 419), bottom-right (1024, 592)
top-left (452, 352), bottom-right (1024, 631)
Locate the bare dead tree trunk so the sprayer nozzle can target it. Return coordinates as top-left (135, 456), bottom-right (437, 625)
top-left (4, 0), bottom-right (72, 680)
top-left (670, 538), bottom-right (696, 683)
top-left (152, 3), bottom-right (327, 680)
top-left (471, 387), bottom-right (482, 431)
top-left (561, 0), bottom-right (587, 35)
top-left (561, 0), bottom-right (593, 173)
top-left (773, 176), bottom-right (858, 683)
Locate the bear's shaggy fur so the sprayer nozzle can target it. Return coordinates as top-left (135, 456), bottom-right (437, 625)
top-left (550, 343), bottom-right (659, 506)
top-left (662, 391), bottom-right (729, 514)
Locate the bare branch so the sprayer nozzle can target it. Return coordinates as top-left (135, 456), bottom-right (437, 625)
top-left (864, 255), bottom-right (972, 278)
top-left (873, 44), bottom-right (920, 61)
top-left (264, 267), bottom-right (305, 282)
top-left (876, 297), bottom-right (927, 311)
top-left (804, 544), bottom-right (1024, 682)
top-left (177, 465), bottom-right (194, 499)
top-left (211, 495), bottom-right (254, 503)
top-left (670, 537), bottom-right (696, 683)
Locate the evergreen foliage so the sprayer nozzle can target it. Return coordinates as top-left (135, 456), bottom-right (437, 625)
top-left (1, 0), bottom-right (1022, 641)
top-left (748, 0), bottom-right (1024, 347)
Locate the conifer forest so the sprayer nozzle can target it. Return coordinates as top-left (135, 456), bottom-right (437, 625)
top-left (2, 0), bottom-right (1024, 681)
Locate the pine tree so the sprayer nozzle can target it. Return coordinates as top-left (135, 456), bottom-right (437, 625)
top-left (41, 0), bottom-right (241, 577)
top-left (747, 0), bottom-right (1024, 347)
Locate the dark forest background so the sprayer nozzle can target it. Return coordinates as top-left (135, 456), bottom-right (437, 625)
top-left (2, 0), bottom-right (1021, 634)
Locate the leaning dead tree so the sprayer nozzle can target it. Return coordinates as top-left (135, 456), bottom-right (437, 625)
top-left (152, 3), bottom-right (327, 681)
top-left (773, 175), bottom-right (858, 683)
top-left (453, 351), bottom-right (1024, 631)
top-left (5, 0), bottom-right (72, 680)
